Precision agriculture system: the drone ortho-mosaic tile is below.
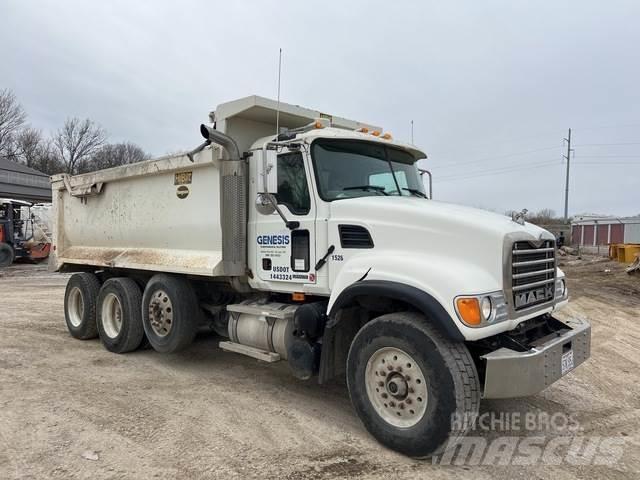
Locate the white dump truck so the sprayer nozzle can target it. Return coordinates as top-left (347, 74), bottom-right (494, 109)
top-left (50, 95), bottom-right (591, 457)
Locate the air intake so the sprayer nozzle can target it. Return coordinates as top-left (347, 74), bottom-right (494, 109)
top-left (338, 225), bottom-right (374, 249)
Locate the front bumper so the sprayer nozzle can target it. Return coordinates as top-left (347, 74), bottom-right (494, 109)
top-left (481, 315), bottom-right (591, 399)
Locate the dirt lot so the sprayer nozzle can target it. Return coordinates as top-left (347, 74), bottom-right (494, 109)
top-left (1, 258), bottom-right (639, 479)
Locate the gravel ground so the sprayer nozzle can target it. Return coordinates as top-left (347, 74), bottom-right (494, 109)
top-left (0, 259), bottom-right (639, 479)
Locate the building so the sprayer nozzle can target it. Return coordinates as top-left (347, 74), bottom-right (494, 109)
top-left (571, 215), bottom-right (640, 246)
top-left (0, 158), bottom-right (51, 203)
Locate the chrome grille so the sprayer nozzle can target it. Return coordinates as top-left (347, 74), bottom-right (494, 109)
top-left (511, 240), bottom-right (556, 310)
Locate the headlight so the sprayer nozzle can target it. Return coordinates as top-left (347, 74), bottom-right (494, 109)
top-left (481, 296), bottom-right (492, 320)
top-left (455, 292), bottom-right (507, 327)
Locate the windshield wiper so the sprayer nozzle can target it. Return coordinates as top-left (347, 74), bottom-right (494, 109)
top-left (402, 188), bottom-right (428, 198)
top-left (343, 185), bottom-right (390, 196)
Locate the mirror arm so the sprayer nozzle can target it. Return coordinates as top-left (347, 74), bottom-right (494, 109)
top-left (418, 168), bottom-right (433, 199)
top-left (260, 194), bottom-right (299, 230)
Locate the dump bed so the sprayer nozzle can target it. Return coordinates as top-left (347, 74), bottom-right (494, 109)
top-left (49, 147), bottom-right (227, 277)
top-left (50, 95), bottom-right (379, 277)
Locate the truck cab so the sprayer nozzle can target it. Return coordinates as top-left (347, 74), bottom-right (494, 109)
top-left (52, 95), bottom-right (591, 458)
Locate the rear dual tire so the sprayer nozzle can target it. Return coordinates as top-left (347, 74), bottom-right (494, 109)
top-left (96, 277), bottom-right (145, 353)
top-left (64, 273), bottom-right (101, 339)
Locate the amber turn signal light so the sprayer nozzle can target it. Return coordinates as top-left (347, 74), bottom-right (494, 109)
top-left (456, 297), bottom-right (482, 326)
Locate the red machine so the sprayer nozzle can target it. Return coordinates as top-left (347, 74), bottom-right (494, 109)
top-left (0, 199), bottom-right (51, 267)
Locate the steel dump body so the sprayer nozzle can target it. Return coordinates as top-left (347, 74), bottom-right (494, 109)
top-left (50, 95), bottom-right (381, 279)
top-left (50, 148), bottom-right (227, 277)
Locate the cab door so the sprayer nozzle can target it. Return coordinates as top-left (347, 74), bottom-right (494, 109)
top-left (254, 148), bottom-right (317, 291)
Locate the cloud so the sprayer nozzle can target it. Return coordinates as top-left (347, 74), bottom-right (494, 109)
top-left (1, 0), bottom-right (639, 215)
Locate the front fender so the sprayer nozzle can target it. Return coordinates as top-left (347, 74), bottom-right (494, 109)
top-left (327, 252), bottom-right (505, 341)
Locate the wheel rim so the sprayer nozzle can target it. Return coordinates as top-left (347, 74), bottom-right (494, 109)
top-left (101, 293), bottom-right (123, 338)
top-left (364, 347), bottom-right (429, 428)
top-left (67, 286), bottom-right (84, 327)
top-left (148, 289), bottom-right (173, 337)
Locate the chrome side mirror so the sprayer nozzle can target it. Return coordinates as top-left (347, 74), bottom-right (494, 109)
top-left (256, 148), bottom-right (278, 194)
top-left (255, 193), bottom-right (277, 215)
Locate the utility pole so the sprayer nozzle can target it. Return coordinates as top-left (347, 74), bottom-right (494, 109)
top-left (563, 128), bottom-right (573, 222)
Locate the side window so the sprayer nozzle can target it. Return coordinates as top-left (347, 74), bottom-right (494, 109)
top-left (275, 152), bottom-right (311, 215)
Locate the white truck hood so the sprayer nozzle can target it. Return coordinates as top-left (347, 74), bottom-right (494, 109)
top-left (328, 196), bottom-right (553, 290)
top-left (329, 196), bottom-right (549, 243)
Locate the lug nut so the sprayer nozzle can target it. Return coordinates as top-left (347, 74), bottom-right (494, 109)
top-left (389, 401), bottom-right (396, 407)
top-left (381, 393), bottom-right (388, 399)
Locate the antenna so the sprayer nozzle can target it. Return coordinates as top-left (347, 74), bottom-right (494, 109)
top-left (410, 119), bottom-right (414, 144)
top-left (275, 48), bottom-right (282, 138)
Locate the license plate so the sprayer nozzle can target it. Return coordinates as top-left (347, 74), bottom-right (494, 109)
top-left (561, 350), bottom-right (574, 375)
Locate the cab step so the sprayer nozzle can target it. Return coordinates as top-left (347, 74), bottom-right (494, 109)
top-left (218, 341), bottom-right (281, 363)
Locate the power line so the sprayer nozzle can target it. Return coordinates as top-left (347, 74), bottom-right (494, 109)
top-left (440, 128), bottom-right (567, 154)
top-left (569, 123), bottom-right (640, 132)
top-left (431, 150), bottom-right (640, 174)
top-left (437, 160), bottom-right (559, 182)
top-left (573, 142), bottom-right (640, 147)
top-left (435, 157), bottom-right (639, 183)
top-left (573, 161), bottom-right (640, 165)
top-left (574, 154), bottom-right (640, 158)
top-left (431, 145), bottom-right (560, 170)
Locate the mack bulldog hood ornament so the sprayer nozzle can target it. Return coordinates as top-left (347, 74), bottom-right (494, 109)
top-left (511, 208), bottom-right (528, 226)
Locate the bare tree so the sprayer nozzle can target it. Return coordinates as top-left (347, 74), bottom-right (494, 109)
top-left (15, 127), bottom-right (43, 166)
top-left (53, 117), bottom-right (107, 174)
top-left (532, 208), bottom-right (556, 221)
top-left (85, 142), bottom-right (150, 172)
top-left (523, 208), bottom-right (567, 226)
top-left (15, 128), bottom-right (63, 175)
top-left (0, 88), bottom-right (27, 158)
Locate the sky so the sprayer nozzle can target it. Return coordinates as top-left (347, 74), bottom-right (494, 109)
top-left (1, 0), bottom-right (639, 216)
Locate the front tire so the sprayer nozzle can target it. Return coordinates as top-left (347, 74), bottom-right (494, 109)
top-left (0, 242), bottom-right (14, 267)
top-left (142, 274), bottom-right (198, 353)
top-left (346, 312), bottom-right (480, 458)
top-left (97, 277), bottom-right (145, 353)
top-left (64, 273), bottom-right (101, 339)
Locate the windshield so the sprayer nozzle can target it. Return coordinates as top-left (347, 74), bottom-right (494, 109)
top-left (310, 139), bottom-right (426, 201)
